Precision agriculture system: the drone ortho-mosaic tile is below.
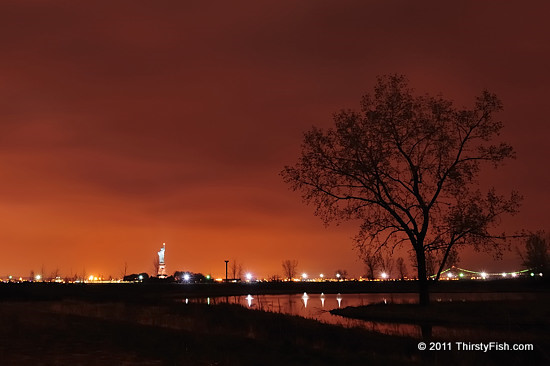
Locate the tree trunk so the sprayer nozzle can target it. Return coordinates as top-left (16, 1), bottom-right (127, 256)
top-left (435, 244), bottom-right (453, 281)
top-left (416, 249), bottom-right (430, 306)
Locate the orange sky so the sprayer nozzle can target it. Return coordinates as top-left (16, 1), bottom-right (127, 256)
top-left (1, 1), bottom-right (549, 279)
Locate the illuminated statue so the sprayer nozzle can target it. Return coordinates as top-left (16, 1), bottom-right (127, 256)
top-left (158, 243), bottom-right (166, 277)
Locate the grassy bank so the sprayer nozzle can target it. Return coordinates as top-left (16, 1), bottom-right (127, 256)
top-left (331, 298), bottom-right (550, 328)
top-left (0, 300), bottom-right (419, 366)
top-left (331, 298), bottom-right (550, 365)
top-left (2, 298), bottom-right (549, 365)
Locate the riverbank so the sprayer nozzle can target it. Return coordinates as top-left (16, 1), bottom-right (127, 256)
top-left (2, 298), bottom-right (547, 365)
top-left (330, 298), bottom-right (550, 328)
top-left (1, 277), bottom-right (548, 302)
top-left (0, 300), bottom-right (419, 366)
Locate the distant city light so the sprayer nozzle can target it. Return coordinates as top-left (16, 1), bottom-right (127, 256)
top-left (206, 274), bottom-right (211, 280)
top-left (381, 272), bottom-right (388, 279)
top-left (530, 273), bottom-right (534, 277)
top-left (459, 273), bottom-right (464, 278)
top-left (88, 275), bottom-right (94, 281)
top-left (335, 273), bottom-right (341, 278)
top-left (511, 273), bottom-right (517, 277)
top-left (35, 274), bottom-right (41, 281)
top-left (138, 275), bottom-right (143, 280)
top-left (501, 273), bottom-right (507, 277)
top-left (446, 272), bottom-right (453, 278)
top-left (245, 273), bottom-right (252, 281)
top-left (183, 274), bottom-right (190, 281)
top-left (301, 273), bottom-right (308, 279)
top-left (480, 272), bottom-right (487, 279)
top-left (319, 273), bottom-right (324, 278)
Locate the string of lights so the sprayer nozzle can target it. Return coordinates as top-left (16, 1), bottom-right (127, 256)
top-left (430, 266), bottom-right (536, 279)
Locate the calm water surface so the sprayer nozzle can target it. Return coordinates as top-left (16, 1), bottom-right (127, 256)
top-left (185, 292), bottom-right (540, 339)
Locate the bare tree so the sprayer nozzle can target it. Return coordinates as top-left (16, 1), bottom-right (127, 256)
top-left (50, 268), bottom-right (60, 281)
top-left (518, 232), bottom-right (550, 274)
top-left (40, 264), bottom-right (46, 281)
top-left (230, 259), bottom-right (243, 280)
top-left (282, 259), bottom-right (298, 280)
top-left (396, 257), bottom-right (407, 280)
top-left (120, 262), bottom-right (128, 279)
top-left (363, 250), bottom-right (381, 280)
top-left (335, 269), bottom-right (348, 280)
top-left (380, 253), bottom-right (394, 278)
top-left (282, 74), bottom-right (520, 305)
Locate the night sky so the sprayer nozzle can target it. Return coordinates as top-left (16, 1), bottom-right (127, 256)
top-left (1, 1), bottom-right (549, 278)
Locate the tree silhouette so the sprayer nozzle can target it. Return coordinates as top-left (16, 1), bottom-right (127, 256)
top-left (518, 232), bottom-right (549, 274)
top-left (230, 259), bottom-right (243, 280)
top-left (282, 74), bottom-right (520, 305)
top-left (282, 259), bottom-right (298, 280)
top-left (362, 249), bottom-right (381, 280)
top-left (396, 257), bottom-right (407, 280)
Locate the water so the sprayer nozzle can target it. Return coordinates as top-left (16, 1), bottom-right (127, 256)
top-left (185, 292), bottom-right (543, 339)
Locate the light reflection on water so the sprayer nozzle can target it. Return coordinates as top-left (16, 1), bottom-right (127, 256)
top-left (186, 292), bottom-right (541, 339)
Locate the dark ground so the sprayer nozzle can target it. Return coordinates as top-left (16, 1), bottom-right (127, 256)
top-left (0, 279), bottom-right (548, 365)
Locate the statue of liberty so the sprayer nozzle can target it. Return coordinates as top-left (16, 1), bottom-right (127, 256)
top-left (158, 243), bottom-right (165, 265)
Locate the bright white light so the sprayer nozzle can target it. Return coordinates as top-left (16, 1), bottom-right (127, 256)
top-left (480, 272), bottom-right (487, 279)
top-left (183, 274), bottom-right (190, 281)
top-left (301, 273), bottom-right (308, 279)
top-left (511, 273), bottom-right (517, 277)
top-left (501, 273), bottom-right (507, 277)
top-left (35, 275), bottom-right (41, 281)
top-left (245, 273), bottom-right (252, 281)
top-left (447, 272), bottom-right (453, 278)
top-left (335, 273), bottom-right (341, 278)
top-left (319, 273), bottom-right (324, 278)
top-left (381, 272), bottom-right (388, 279)
top-left (336, 293), bottom-right (343, 308)
top-left (88, 275), bottom-right (94, 281)
top-left (138, 275), bottom-right (143, 280)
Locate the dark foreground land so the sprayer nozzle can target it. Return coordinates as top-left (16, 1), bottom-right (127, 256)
top-left (0, 279), bottom-right (548, 365)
